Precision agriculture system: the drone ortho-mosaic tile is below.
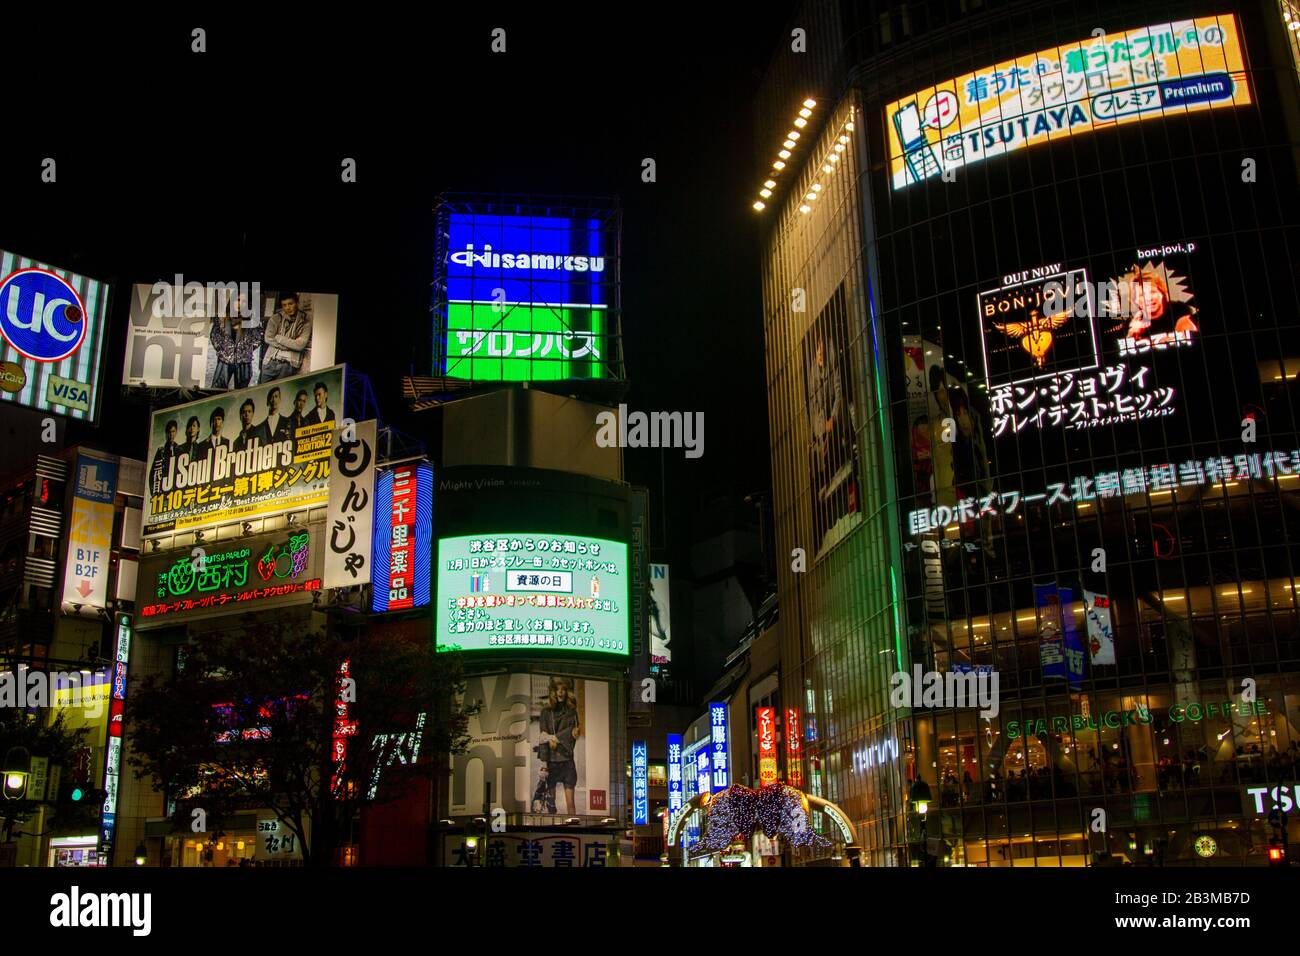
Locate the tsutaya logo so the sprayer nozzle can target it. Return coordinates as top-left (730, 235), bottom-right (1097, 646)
top-left (49, 886), bottom-right (151, 936)
top-left (595, 404), bottom-right (704, 459)
top-left (0, 268), bottom-right (87, 362)
top-left (891, 665), bottom-right (999, 718)
top-left (450, 244), bottom-right (605, 273)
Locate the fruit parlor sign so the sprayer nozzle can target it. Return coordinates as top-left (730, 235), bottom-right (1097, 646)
top-left (137, 528), bottom-right (322, 626)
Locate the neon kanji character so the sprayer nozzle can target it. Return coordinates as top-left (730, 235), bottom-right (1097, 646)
top-left (1095, 471), bottom-right (1121, 498)
top-left (1066, 475), bottom-right (1094, 501)
top-left (1234, 454), bottom-right (1262, 479)
top-left (1121, 468), bottom-right (1147, 495)
top-left (1205, 457), bottom-right (1235, 483)
top-left (1177, 459), bottom-right (1206, 486)
top-left (1148, 463), bottom-right (1177, 491)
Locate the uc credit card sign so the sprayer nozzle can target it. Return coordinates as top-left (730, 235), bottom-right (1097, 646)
top-left (886, 15), bottom-right (1250, 190)
top-left (0, 250), bottom-right (109, 420)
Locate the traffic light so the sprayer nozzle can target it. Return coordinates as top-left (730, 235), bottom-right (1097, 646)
top-left (1268, 842), bottom-right (1288, 867)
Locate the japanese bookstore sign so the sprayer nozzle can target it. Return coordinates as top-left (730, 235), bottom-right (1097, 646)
top-left (437, 208), bottom-right (618, 382)
top-left (436, 532), bottom-right (629, 657)
top-left (886, 15), bottom-right (1250, 190)
top-left (371, 461), bottom-right (433, 612)
top-left (0, 248), bottom-right (110, 421)
top-left (144, 364), bottom-right (344, 537)
top-left (61, 453), bottom-right (118, 611)
top-left (122, 283), bottom-right (338, 390)
top-left (136, 527), bottom-right (323, 627)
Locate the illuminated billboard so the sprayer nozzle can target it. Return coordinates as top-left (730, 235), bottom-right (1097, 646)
top-left (436, 532), bottom-right (629, 657)
top-left (371, 462), bottom-right (434, 612)
top-left (144, 365), bottom-right (344, 537)
top-left (434, 205), bottom-right (621, 382)
top-left (886, 15), bottom-right (1250, 190)
top-left (123, 284), bottom-right (338, 390)
top-left (649, 563), bottom-right (671, 665)
top-left (137, 526), bottom-right (323, 627)
top-left (982, 243), bottom-right (1201, 438)
top-left (0, 249), bottom-right (110, 420)
top-left (450, 672), bottom-right (611, 817)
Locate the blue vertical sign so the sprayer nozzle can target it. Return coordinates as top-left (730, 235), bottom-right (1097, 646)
top-left (667, 733), bottom-right (683, 820)
top-left (632, 740), bottom-right (648, 826)
top-left (710, 702), bottom-right (729, 791)
top-left (696, 745), bottom-right (711, 797)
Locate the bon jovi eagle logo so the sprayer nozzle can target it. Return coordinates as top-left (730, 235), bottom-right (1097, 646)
top-left (992, 308), bottom-right (1069, 368)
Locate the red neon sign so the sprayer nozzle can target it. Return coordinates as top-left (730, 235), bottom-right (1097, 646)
top-left (757, 707), bottom-right (778, 786)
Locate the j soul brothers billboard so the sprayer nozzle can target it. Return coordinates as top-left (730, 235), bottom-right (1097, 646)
top-left (886, 15), bottom-right (1251, 190)
top-left (0, 250), bottom-right (110, 421)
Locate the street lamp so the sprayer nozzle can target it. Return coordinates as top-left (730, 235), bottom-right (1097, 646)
top-left (134, 842), bottom-right (148, 866)
top-left (909, 779), bottom-right (932, 817)
top-left (2, 747), bottom-right (30, 800)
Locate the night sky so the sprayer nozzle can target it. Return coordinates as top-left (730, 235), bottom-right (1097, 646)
top-left (0, 7), bottom-right (796, 565)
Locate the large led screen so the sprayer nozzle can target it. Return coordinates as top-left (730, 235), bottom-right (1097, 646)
top-left (436, 210), bottom-right (618, 382)
top-left (886, 15), bottom-right (1250, 190)
top-left (436, 532), bottom-right (629, 657)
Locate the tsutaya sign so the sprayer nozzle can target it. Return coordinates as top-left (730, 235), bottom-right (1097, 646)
top-left (886, 15), bottom-right (1250, 189)
top-left (1006, 699), bottom-right (1268, 739)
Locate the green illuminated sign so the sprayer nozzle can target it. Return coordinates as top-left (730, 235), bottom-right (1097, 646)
top-left (445, 303), bottom-right (607, 382)
top-left (155, 532), bottom-right (310, 598)
top-left (1007, 699), bottom-right (1268, 739)
top-left (436, 532), bottom-right (628, 656)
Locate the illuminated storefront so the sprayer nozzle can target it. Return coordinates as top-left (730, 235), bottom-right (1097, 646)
top-left (758, 0), bottom-right (1300, 864)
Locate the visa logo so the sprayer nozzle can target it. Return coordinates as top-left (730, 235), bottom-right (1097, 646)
top-left (47, 375), bottom-right (91, 412)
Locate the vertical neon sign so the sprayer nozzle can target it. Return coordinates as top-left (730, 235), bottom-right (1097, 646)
top-left (632, 740), bottom-right (648, 826)
top-left (710, 702), bottom-right (729, 792)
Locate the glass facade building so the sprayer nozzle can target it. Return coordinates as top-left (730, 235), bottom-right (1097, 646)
top-left (759, 0), bottom-right (1300, 865)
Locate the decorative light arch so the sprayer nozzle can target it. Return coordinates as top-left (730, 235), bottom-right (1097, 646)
top-left (666, 787), bottom-right (855, 853)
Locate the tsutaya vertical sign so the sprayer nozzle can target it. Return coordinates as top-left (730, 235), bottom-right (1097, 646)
top-left (62, 453), bottom-right (118, 611)
top-left (99, 614), bottom-right (132, 862)
top-left (666, 733), bottom-right (684, 819)
top-left (710, 702), bottom-right (729, 792)
top-left (757, 706), bottom-right (778, 786)
top-left (371, 461), bottom-right (433, 612)
top-left (325, 420), bottom-right (377, 589)
top-left (632, 740), bottom-right (649, 826)
top-left (784, 706), bottom-right (803, 787)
